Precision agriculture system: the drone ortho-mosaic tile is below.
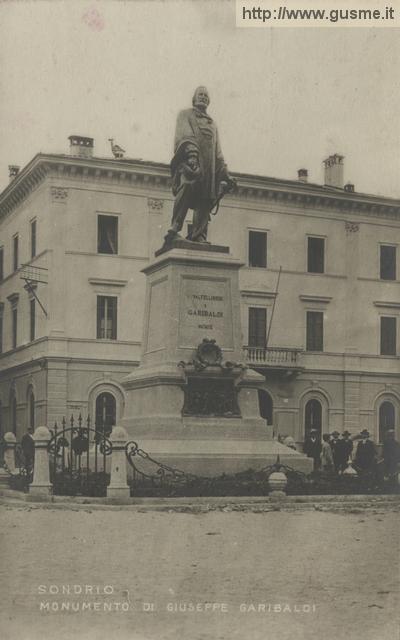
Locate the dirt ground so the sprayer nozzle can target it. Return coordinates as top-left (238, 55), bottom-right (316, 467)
top-left (0, 501), bottom-right (399, 640)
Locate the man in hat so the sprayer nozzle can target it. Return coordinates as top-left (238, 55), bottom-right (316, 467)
top-left (330, 431), bottom-right (341, 473)
top-left (167, 86), bottom-right (236, 244)
top-left (382, 429), bottom-right (400, 480)
top-left (336, 431), bottom-right (354, 474)
top-left (303, 429), bottom-right (322, 471)
top-left (354, 430), bottom-right (376, 473)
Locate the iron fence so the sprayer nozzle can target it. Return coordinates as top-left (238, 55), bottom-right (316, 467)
top-left (48, 414), bottom-right (112, 496)
top-left (124, 441), bottom-right (399, 497)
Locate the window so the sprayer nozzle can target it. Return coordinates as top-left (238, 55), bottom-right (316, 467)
top-left (97, 296), bottom-right (117, 340)
top-left (307, 237), bottom-right (325, 274)
top-left (305, 399), bottom-right (322, 437)
top-left (248, 307), bottom-right (267, 348)
top-left (306, 311), bottom-right (324, 351)
top-left (30, 220), bottom-right (37, 259)
top-left (379, 401), bottom-right (395, 443)
top-left (97, 215), bottom-right (118, 254)
top-left (12, 308), bottom-right (18, 349)
top-left (0, 310), bottom-right (3, 354)
top-left (28, 389), bottom-right (35, 430)
top-left (30, 299), bottom-right (36, 342)
top-left (380, 316), bottom-right (396, 356)
top-left (380, 245), bottom-right (396, 280)
top-left (0, 247), bottom-right (3, 281)
top-left (13, 234), bottom-right (19, 271)
top-left (248, 231), bottom-right (267, 268)
top-left (95, 392), bottom-right (116, 436)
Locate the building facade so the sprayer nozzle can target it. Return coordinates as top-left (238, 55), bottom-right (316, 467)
top-left (0, 137), bottom-right (399, 448)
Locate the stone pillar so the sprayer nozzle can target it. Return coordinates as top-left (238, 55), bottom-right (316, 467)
top-left (30, 426), bottom-right (52, 497)
top-left (107, 426), bottom-right (130, 499)
top-left (3, 432), bottom-right (17, 474)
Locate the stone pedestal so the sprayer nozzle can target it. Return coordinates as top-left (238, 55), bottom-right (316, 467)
top-left (122, 247), bottom-right (312, 475)
top-left (3, 432), bottom-right (17, 474)
top-left (107, 426), bottom-right (130, 498)
top-left (30, 426), bottom-right (52, 497)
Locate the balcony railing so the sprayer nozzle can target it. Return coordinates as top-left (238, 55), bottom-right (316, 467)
top-left (243, 346), bottom-right (303, 367)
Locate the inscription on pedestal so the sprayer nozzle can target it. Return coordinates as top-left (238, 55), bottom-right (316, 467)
top-left (179, 276), bottom-right (233, 349)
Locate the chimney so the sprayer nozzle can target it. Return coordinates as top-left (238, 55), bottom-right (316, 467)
top-left (323, 154), bottom-right (344, 188)
top-left (298, 168), bottom-right (308, 183)
top-left (8, 165), bottom-right (20, 182)
top-left (68, 135), bottom-right (94, 158)
top-left (344, 182), bottom-right (355, 193)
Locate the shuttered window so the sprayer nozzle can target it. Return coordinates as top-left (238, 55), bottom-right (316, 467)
top-left (380, 245), bottom-right (396, 280)
top-left (98, 215), bottom-right (118, 254)
top-left (380, 317), bottom-right (396, 356)
top-left (30, 299), bottom-right (36, 342)
top-left (12, 308), bottom-right (18, 349)
top-left (97, 296), bottom-right (117, 340)
top-left (249, 231), bottom-right (267, 268)
top-left (306, 311), bottom-right (323, 351)
top-left (248, 307), bottom-right (267, 347)
top-left (31, 220), bottom-right (37, 259)
top-left (13, 235), bottom-right (19, 272)
top-left (307, 237), bottom-right (325, 274)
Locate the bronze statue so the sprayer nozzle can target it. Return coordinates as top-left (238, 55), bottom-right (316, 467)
top-left (166, 86), bottom-right (236, 245)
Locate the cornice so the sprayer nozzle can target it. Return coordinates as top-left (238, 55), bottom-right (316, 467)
top-left (1, 153), bottom-right (399, 222)
top-left (373, 300), bottom-right (400, 310)
top-left (240, 289), bottom-right (276, 299)
top-left (299, 295), bottom-right (333, 304)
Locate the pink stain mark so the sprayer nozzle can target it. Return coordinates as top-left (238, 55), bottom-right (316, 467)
top-left (82, 7), bottom-right (105, 31)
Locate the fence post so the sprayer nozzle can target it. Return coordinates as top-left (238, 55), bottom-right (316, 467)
top-left (30, 426), bottom-right (52, 497)
top-left (3, 432), bottom-right (17, 474)
top-left (107, 426), bottom-right (130, 499)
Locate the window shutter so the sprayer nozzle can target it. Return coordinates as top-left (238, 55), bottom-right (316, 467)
top-left (248, 308), bottom-right (266, 347)
top-left (307, 237), bottom-right (324, 273)
top-left (381, 317), bottom-right (396, 355)
top-left (307, 311), bottom-right (323, 351)
top-left (380, 246), bottom-right (396, 280)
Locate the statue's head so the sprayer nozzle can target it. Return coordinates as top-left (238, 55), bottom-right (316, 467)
top-left (192, 86), bottom-right (210, 111)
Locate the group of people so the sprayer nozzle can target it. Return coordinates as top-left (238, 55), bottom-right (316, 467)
top-left (283, 428), bottom-right (400, 479)
top-left (304, 429), bottom-right (359, 473)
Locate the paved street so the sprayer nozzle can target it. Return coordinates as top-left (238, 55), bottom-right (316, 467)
top-left (0, 501), bottom-right (399, 640)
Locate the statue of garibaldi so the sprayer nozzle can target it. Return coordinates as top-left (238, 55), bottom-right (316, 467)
top-left (166, 86), bottom-right (236, 244)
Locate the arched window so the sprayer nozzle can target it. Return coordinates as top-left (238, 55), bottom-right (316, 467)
top-left (379, 401), bottom-right (395, 442)
top-left (305, 399), bottom-right (322, 438)
top-left (28, 389), bottom-right (35, 430)
top-left (258, 390), bottom-right (273, 425)
top-left (95, 392), bottom-right (116, 436)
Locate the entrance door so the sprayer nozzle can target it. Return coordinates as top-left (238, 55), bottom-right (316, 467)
top-left (95, 392), bottom-right (116, 436)
top-left (305, 399), bottom-right (322, 438)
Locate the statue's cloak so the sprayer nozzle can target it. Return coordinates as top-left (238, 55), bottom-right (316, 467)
top-left (171, 108), bottom-right (227, 205)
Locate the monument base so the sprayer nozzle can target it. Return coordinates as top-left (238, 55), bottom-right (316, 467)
top-left (121, 428), bottom-right (313, 476)
top-left (155, 234), bottom-right (230, 257)
top-left (122, 247), bottom-right (313, 477)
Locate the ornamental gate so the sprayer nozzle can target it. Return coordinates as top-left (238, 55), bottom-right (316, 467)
top-left (47, 415), bottom-right (112, 496)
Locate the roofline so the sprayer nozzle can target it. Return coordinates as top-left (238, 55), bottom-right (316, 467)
top-left (1, 152), bottom-right (400, 220)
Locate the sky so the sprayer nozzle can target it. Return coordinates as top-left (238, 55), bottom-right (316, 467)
top-left (0, 0), bottom-right (399, 198)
